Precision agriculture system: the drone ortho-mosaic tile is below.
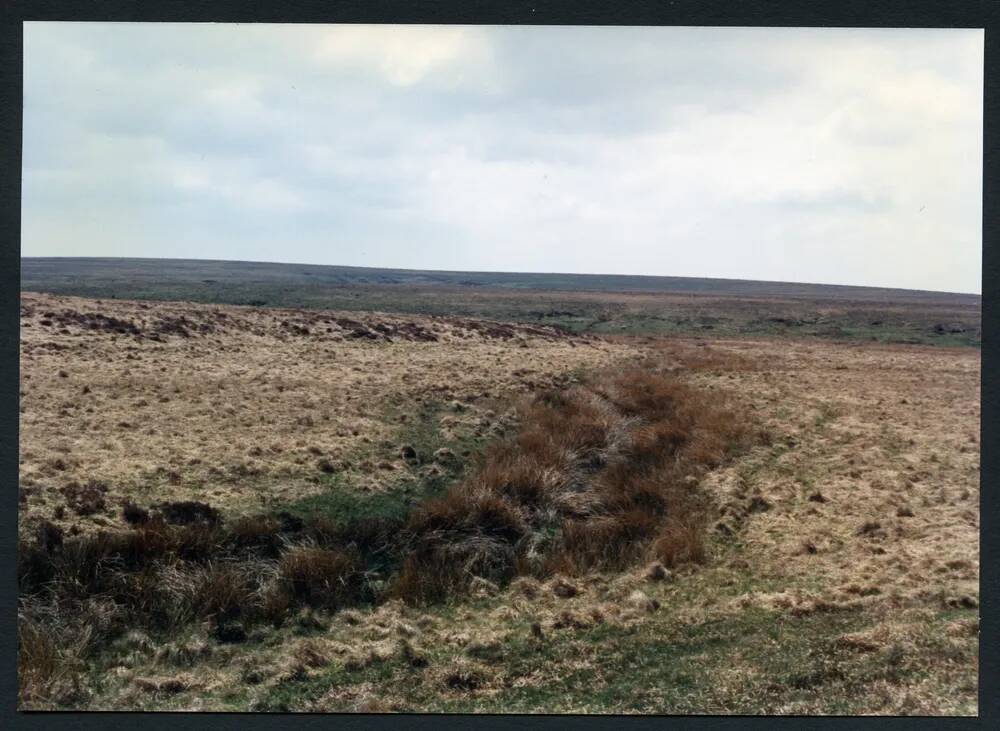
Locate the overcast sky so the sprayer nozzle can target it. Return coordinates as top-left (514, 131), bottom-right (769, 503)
top-left (22, 23), bottom-right (983, 293)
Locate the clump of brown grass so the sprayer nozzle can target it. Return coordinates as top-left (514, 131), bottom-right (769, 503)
top-left (315, 515), bottom-right (404, 559)
top-left (17, 614), bottom-right (63, 706)
top-left (122, 501), bottom-right (150, 526)
top-left (652, 520), bottom-right (708, 568)
top-left (395, 492), bottom-right (526, 602)
top-left (17, 595), bottom-right (123, 709)
top-left (394, 364), bottom-right (760, 601)
top-left (277, 545), bottom-right (361, 610)
top-left (17, 494), bottom-right (390, 671)
top-left (228, 515), bottom-right (283, 555)
top-left (192, 563), bottom-right (253, 621)
top-left (60, 479), bottom-right (108, 516)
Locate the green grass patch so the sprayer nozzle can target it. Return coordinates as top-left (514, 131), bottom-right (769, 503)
top-left (276, 402), bottom-right (486, 527)
top-left (245, 597), bottom-right (978, 714)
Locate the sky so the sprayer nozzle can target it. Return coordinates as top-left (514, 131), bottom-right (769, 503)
top-left (22, 23), bottom-right (984, 293)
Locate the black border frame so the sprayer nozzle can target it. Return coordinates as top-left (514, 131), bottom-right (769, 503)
top-left (1, 2), bottom-right (995, 730)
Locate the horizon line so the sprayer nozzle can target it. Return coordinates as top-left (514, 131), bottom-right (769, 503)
top-left (20, 254), bottom-right (983, 298)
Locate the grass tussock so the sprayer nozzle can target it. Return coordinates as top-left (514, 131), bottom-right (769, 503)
top-left (395, 366), bottom-right (761, 601)
top-left (16, 507), bottom-right (384, 706)
top-left (17, 615), bottom-right (63, 706)
top-left (278, 546), bottom-right (362, 610)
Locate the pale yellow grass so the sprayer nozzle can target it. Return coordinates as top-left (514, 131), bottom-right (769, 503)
top-left (19, 292), bottom-right (640, 533)
top-left (686, 337), bottom-right (980, 614)
top-left (18, 294), bottom-right (979, 713)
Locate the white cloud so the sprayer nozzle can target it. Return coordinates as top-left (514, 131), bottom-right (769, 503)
top-left (21, 23), bottom-right (983, 293)
top-left (313, 24), bottom-right (494, 87)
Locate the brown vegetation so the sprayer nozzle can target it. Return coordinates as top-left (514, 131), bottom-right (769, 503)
top-left (18, 356), bottom-right (757, 705)
top-left (395, 365), bottom-right (762, 602)
top-left (19, 292), bottom-right (634, 530)
top-left (17, 291), bottom-right (979, 714)
top-left (278, 546), bottom-right (362, 610)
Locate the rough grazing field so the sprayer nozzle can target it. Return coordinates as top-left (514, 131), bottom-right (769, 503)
top-left (17, 293), bottom-right (979, 714)
top-left (19, 292), bottom-right (638, 534)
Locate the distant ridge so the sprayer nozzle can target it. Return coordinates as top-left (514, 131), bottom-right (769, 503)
top-left (20, 257), bottom-right (980, 304)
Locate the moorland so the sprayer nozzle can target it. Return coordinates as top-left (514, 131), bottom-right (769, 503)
top-left (17, 259), bottom-right (981, 714)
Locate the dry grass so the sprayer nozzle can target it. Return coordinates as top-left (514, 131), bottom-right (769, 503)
top-left (71, 339), bottom-right (978, 714)
top-left (688, 337), bottom-right (981, 613)
top-left (18, 510), bottom-right (371, 631)
top-left (17, 615), bottom-right (62, 705)
top-left (19, 291), bottom-right (637, 534)
top-left (17, 345), bottom-right (755, 706)
top-left (17, 292), bottom-right (979, 714)
top-left (278, 546), bottom-right (361, 610)
top-left (395, 367), bottom-right (761, 601)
